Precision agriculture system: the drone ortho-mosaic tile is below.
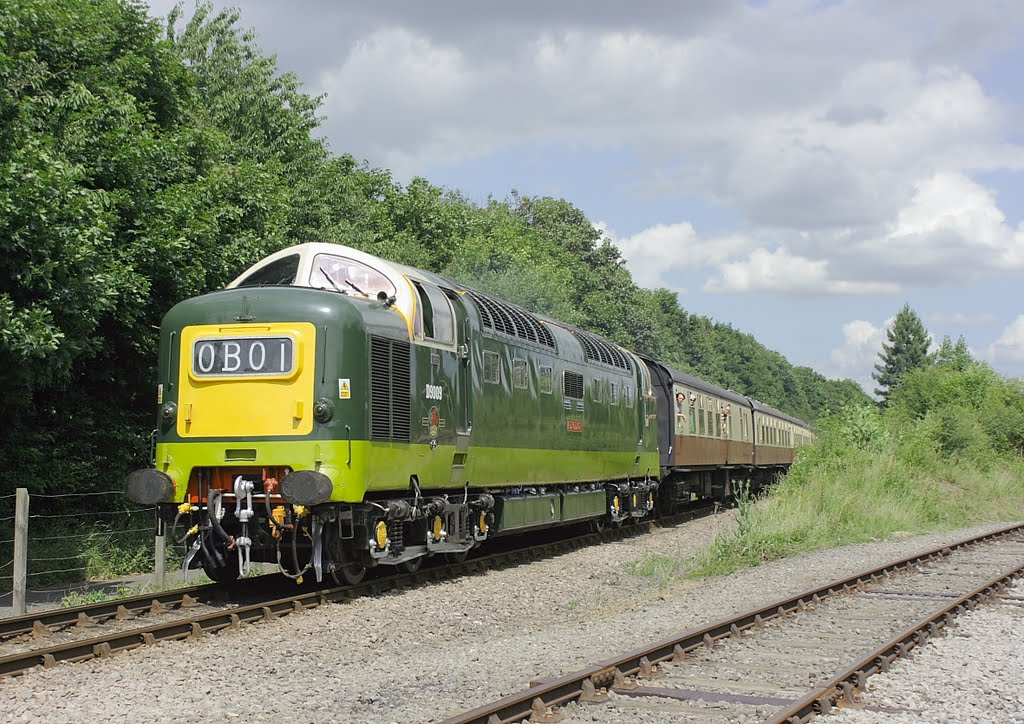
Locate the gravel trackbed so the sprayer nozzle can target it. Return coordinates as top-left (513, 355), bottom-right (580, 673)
top-left (1, 513), bottom-right (1019, 724)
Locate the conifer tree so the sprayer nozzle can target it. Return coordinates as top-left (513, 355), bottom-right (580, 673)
top-left (873, 304), bottom-right (931, 404)
top-left (933, 335), bottom-right (973, 371)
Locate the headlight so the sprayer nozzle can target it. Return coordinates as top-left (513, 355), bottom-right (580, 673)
top-left (160, 402), bottom-right (177, 422)
top-left (313, 398), bottom-right (334, 423)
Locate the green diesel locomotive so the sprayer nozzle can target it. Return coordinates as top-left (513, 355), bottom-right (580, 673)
top-left (126, 242), bottom-right (667, 584)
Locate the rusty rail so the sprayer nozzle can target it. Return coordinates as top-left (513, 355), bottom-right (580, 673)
top-left (765, 557), bottom-right (1024, 723)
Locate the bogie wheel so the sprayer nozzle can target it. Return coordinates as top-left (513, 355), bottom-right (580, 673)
top-left (399, 557), bottom-right (423, 574)
top-left (590, 517), bottom-right (606, 533)
top-left (331, 562), bottom-right (367, 586)
top-left (200, 565), bottom-right (240, 585)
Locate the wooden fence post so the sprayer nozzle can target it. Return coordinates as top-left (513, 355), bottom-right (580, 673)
top-left (13, 488), bottom-right (28, 615)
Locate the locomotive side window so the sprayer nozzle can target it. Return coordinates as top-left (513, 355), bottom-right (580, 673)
top-left (623, 384), bottom-right (632, 407)
top-left (412, 281), bottom-right (455, 345)
top-left (483, 351), bottom-right (500, 384)
top-left (512, 358), bottom-right (528, 390)
top-left (591, 378), bottom-right (603, 403)
top-left (237, 254), bottom-right (300, 287)
top-left (310, 253), bottom-right (396, 299)
top-left (538, 364), bottom-right (553, 394)
top-left (609, 382), bottom-right (618, 405)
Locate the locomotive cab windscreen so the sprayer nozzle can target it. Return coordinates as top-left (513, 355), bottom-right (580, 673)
top-left (227, 243), bottom-right (416, 326)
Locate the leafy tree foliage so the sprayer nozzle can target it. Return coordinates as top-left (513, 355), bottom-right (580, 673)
top-left (873, 304), bottom-right (931, 405)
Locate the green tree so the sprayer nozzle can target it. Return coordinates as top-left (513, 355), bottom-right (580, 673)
top-left (872, 304), bottom-right (931, 405)
top-left (933, 335), bottom-right (973, 371)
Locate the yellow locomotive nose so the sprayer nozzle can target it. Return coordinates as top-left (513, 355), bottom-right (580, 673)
top-left (176, 323), bottom-right (317, 438)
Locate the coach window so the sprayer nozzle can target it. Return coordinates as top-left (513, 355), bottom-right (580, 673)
top-left (715, 412), bottom-right (721, 438)
top-left (412, 281), bottom-right (455, 345)
top-left (689, 406), bottom-right (697, 435)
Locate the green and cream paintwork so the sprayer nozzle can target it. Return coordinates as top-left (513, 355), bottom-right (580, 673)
top-left (153, 243), bottom-right (659, 510)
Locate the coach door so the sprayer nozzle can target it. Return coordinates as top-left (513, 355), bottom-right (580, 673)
top-left (444, 290), bottom-right (473, 484)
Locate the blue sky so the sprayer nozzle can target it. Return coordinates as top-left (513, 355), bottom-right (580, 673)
top-left (148, 1), bottom-right (1024, 390)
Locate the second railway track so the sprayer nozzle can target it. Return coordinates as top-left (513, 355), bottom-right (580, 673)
top-left (444, 522), bottom-right (1024, 724)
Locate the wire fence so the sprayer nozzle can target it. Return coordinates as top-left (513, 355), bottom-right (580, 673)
top-left (0, 489), bottom-right (170, 610)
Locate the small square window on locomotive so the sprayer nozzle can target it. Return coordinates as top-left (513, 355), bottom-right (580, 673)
top-left (483, 351), bottom-right (500, 384)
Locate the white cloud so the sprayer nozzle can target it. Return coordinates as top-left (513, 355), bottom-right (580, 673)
top-left (308, 11), bottom-right (1024, 296)
top-left (311, 7), bottom-right (1024, 196)
top-left (603, 221), bottom-right (755, 290)
top-left (986, 316), bottom-right (1024, 367)
top-left (850, 173), bottom-right (1024, 279)
top-left (704, 247), bottom-right (899, 295)
top-left (832, 319), bottom-right (885, 370)
top-left (829, 319), bottom-right (887, 394)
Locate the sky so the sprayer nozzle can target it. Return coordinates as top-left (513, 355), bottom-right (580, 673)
top-left (146, 0), bottom-right (1024, 391)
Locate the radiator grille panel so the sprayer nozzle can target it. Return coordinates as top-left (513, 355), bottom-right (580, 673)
top-left (369, 336), bottom-right (411, 442)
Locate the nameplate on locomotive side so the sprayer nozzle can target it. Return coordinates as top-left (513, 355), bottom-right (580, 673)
top-left (566, 419), bottom-right (584, 433)
top-left (192, 336), bottom-right (295, 377)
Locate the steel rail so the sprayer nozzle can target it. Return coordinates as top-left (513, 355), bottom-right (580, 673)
top-left (0, 578), bottom-right (271, 641)
top-left (0, 505), bottom-right (715, 678)
top-left (440, 521), bottom-right (1024, 724)
top-left (764, 557), bottom-right (1024, 724)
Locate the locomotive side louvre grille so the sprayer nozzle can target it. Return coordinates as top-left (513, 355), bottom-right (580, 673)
top-left (370, 337), bottom-right (391, 440)
top-left (535, 322), bottom-right (555, 348)
top-left (465, 290), bottom-right (556, 350)
top-left (563, 370), bottom-right (584, 400)
top-left (390, 340), bottom-right (411, 440)
top-left (369, 336), bottom-right (411, 442)
top-left (571, 330), bottom-right (632, 372)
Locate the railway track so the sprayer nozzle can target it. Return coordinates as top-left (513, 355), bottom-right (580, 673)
top-left (0, 504), bottom-right (716, 678)
top-left (442, 522), bottom-right (1024, 724)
